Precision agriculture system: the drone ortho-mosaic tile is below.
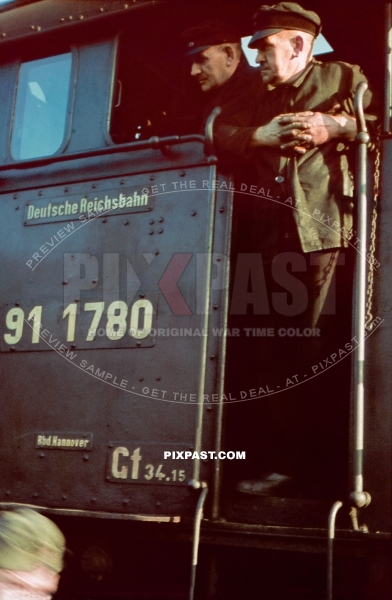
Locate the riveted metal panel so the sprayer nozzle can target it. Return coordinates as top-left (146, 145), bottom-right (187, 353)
top-left (0, 144), bottom-right (232, 518)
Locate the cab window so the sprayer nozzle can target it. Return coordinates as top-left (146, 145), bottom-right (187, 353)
top-left (11, 52), bottom-right (72, 160)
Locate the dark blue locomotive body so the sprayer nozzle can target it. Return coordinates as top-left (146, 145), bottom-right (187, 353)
top-left (0, 1), bottom-right (390, 598)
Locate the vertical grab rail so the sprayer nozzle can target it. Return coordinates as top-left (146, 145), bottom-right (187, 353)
top-left (188, 108), bottom-right (222, 600)
top-left (205, 106), bottom-right (233, 521)
top-left (350, 82), bottom-right (371, 511)
top-left (326, 501), bottom-right (343, 600)
top-left (189, 486), bottom-right (208, 600)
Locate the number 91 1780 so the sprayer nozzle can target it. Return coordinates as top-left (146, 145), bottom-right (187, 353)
top-left (2, 299), bottom-right (154, 347)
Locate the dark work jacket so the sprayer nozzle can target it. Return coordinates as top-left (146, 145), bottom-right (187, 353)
top-left (200, 58), bottom-right (261, 135)
top-left (215, 59), bottom-right (374, 253)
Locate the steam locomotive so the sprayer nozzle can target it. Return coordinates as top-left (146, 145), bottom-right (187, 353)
top-left (0, 1), bottom-right (390, 598)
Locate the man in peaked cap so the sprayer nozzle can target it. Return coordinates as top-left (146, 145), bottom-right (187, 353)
top-left (0, 508), bottom-right (65, 599)
top-left (217, 3), bottom-right (374, 497)
top-left (181, 20), bottom-right (260, 131)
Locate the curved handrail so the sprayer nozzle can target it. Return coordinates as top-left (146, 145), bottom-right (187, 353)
top-left (204, 106), bottom-right (222, 156)
top-left (350, 81), bottom-right (371, 510)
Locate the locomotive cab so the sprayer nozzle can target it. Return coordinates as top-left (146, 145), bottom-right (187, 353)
top-left (0, 1), bottom-right (390, 599)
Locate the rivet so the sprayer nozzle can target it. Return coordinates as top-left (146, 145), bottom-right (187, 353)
top-left (210, 355), bottom-right (215, 360)
top-left (149, 229), bottom-right (154, 235)
top-left (15, 302), bottom-right (20, 307)
top-left (15, 206), bottom-right (19, 211)
top-left (191, 211), bottom-right (196, 216)
top-left (216, 256), bottom-right (222, 262)
top-left (158, 228), bottom-right (163, 234)
top-left (79, 15), bottom-right (84, 20)
top-left (60, 17), bottom-right (65, 22)
top-left (100, 7), bottom-right (105, 12)
top-left (124, 3), bottom-right (129, 7)
top-left (70, 344), bottom-right (76, 349)
top-left (1, 33), bottom-right (6, 38)
top-left (156, 501), bottom-right (161, 507)
top-left (36, 26), bottom-right (41, 31)
top-left (156, 376), bottom-right (161, 381)
top-left (206, 406), bottom-right (212, 411)
top-left (64, 187), bottom-right (69, 192)
top-left (62, 280), bottom-right (68, 285)
top-left (149, 219), bottom-right (154, 224)
top-left (30, 25), bottom-right (36, 30)
top-left (38, 191), bottom-right (42, 196)
top-left (33, 492), bottom-right (38, 498)
top-left (150, 175), bottom-right (155, 181)
top-left (180, 171), bottom-right (186, 177)
top-left (154, 250), bottom-right (159, 255)
top-left (39, 452), bottom-right (45, 458)
top-left (83, 454), bottom-right (89, 461)
top-left (158, 217), bottom-right (164, 223)
top-left (139, 293), bottom-right (145, 298)
top-left (106, 475), bottom-right (111, 480)
top-left (136, 341), bottom-right (141, 346)
top-left (68, 15), bottom-right (73, 20)
top-left (91, 497), bottom-right (96, 502)
top-left (13, 193), bottom-right (18, 199)
top-left (219, 207), bottom-right (225, 213)
top-left (74, 298), bottom-right (79, 303)
top-left (102, 218), bottom-right (106, 223)
top-left (5, 491), bottom-right (10, 496)
top-left (124, 220), bottom-right (129, 225)
top-left (108, 443), bottom-right (113, 448)
top-left (92, 279), bottom-right (97, 284)
top-left (62, 494), bottom-right (67, 500)
top-left (213, 305), bottom-right (218, 310)
top-left (92, 183), bottom-right (96, 188)
top-left (139, 377), bottom-right (144, 381)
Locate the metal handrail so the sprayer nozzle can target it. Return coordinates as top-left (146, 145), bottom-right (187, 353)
top-left (189, 485), bottom-right (208, 600)
top-left (327, 501), bottom-right (343, 600)
top-left (205, 107), bottom-right (222, 156)
top-left (0, 134), bottom-right (206, 172)
top-left (350, 82), bottom-right (371, 510)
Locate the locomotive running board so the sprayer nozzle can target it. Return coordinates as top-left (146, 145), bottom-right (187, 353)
top-left (0, 502), bottom-right (181, 522)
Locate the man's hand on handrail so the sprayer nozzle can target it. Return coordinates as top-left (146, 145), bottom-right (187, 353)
top-left (250, 109), bottom-right (357, 154)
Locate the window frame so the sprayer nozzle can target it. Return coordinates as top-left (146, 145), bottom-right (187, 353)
top-left (8, 46), bottom-right (78, 163)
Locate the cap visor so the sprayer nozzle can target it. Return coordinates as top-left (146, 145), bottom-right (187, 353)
top-left (186, 44), bottom-right (212, 56)
top-left (248, 29), bottom-right (284, 48)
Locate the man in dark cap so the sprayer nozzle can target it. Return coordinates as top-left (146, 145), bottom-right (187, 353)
top-left (217, 3), bottom-right (374, 497)
top-left (181, 20), bottom-right (260, 131)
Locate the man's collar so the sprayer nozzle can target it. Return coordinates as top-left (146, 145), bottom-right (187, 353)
top-left (266, 58), bottom-right (316, 91)
top-left (290, 58), bottom-right (316, 87)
